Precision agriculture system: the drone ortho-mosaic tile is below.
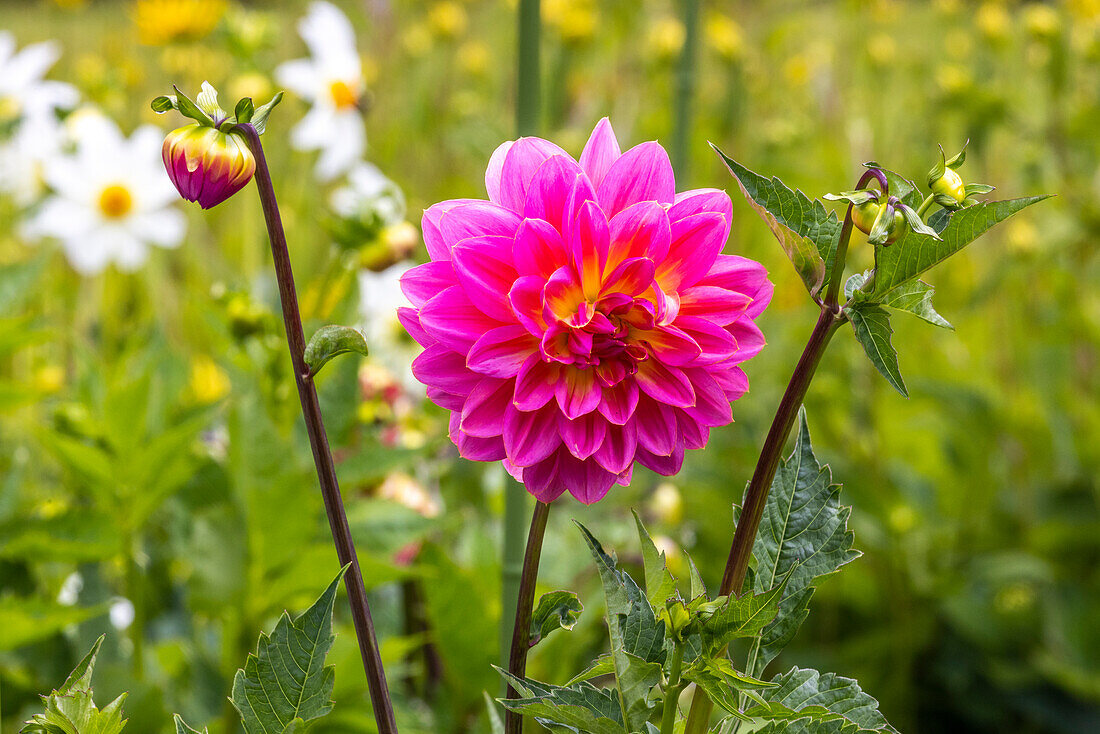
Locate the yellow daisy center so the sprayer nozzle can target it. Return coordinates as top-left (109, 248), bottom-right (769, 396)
top-left (329, 80), bottom-right (359, 109)
top-left (98, 184), bottom-right (133, 219)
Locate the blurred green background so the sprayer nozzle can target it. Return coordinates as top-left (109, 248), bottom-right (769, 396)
top-left (1, 0), bottom-right (1098, 732)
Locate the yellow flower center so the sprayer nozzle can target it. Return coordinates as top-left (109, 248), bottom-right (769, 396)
top-left (329, 80), bottom-right (359, 109)
top-left (98, 184), bottom-right (133, 219)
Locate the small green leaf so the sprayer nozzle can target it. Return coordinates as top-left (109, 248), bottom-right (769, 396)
top-left (927, 145), bottom-right (947, 187)
top-left (171, 85), bottom-right (214, 126)
top-left (945, 140), bottom-right (969, 169)
top-left (250, 91), bottom-right (284, 135)
top-left (304, 325), bottom-right (369, 377)
top-left (898, 204), bottom-right (941, 240)
top-left (151, 95), bottom-right (176, 113)
top-left (564, 655), bottom-right (615, 686)
top-left (698, 581), bottom-right (786, 655)
top-left (846, 303), bottom-right (908, 397)
top-left (965, 182), bottom-right (996, 196)
top-left (633, 511), bottom-right (677, 607)
top-left (687, 553), bottom-right (707, 602)
top-left (173, 715), bottom-right (209, 734)
top-left (871, 196), bottom-right (1050, 298)
top-left (530, 590), bottom-right (583, 647)
top-left (933, 193), bottom-right (960, 209)
top-left (496, 669), bottom-right (626, 734)
top-left (823, 190), bottom-right (878, 206)
top-left (714, 146), bottom-right (842, 296)
top-left (231, 567), bottom-right (347, 734)
top-left (483, 693), bottom-right (504, 734)
top-left (21, 635), bottom-right (128, 734)
top-left (234, 97), bottom-right (255, 124)
top-left (880, 280), bottom-right (953, 329)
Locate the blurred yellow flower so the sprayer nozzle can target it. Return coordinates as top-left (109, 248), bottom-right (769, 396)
top-left (994, 582), bottom-right (1036, 614)
top-left (783, 54), bottom-right (811, 86)
top-left (228, 72), bottom-right (272, 104)
top-left (647, 17), bottom-right (685, 61)
top-left (457, 40), bottom-right (491, 76)
top-left (36, 497), bottom-right (69, 519)
top-left (33, 365), bottom-right (66, 394)
top-left (866, 33), bottom-right (896, 66)
top-left (1006, 217), bottom-right (1039, 253)
top-left (705, 12), bottom-right (745, 62)
top-left (134, 0), bottom-right (228, 46)
top-left (935, 63), bottom-right (972, 95)
top-left (428, 1), bottom-right (468, 39)
top-left (888, 504), bottom-right (917, 534)
top-left (189, 355), bottom-right (231, 404)
top-left (652, 535), bottom-right (685, 579)
top-left (976, 1), bottom-right (1011, 43)
top-left (649, 482), bottom-right (683, 525)
top-left (944, 28), bottom-right (972, 60)
top-left (1023, 3), bottom-right (1061, 39)
top-left (402, 22), bottom-right (433, 57)
top-left (1068, 0), bottom-right (1100, 21)
top-left (51, 0), bottom-right (88, 8)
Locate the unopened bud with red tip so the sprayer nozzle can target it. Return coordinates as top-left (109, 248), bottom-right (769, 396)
top-left (151, 81), bottom-right (283, 210)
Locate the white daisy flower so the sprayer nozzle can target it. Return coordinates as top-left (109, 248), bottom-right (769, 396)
top-left (330, 161), bottom-right (405, 226)
top-left (275, 1), bottom-right (366, 182)
top-left (23, 110), bottom-right (186, 275)
top-left (359, 261), bottom-right (419, 393)
top-left (0, 32), bottom-right (79, 206)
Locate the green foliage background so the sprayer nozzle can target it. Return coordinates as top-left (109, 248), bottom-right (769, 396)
top-left (1, 1), bottom-right (1098, 732)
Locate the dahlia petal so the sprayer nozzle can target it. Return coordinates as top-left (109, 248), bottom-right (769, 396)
top-left (514, 355), bottom-right (562, 411)
top-left (635, 359), bottom-right (695, 408)
top-left (427, 387), bottom-right (465, 411)
top-left (698, 254), bottom-right (773, 318)
top-left (555, 366), bottom-right (602, 419)
top-left (543, 266), bottom-right (587, 324)
top-left (668, 188), bottom-right (733, 224)
top-left (485, 140), bottom-right (513, 204)
top-left (514, 218), bottom-right (567, 279)
top-left (460, 378), bottom-right (514, 437)
top-left (636, 440), bottom-right (685, 476)
top-left (675, 315), bottom-right (739, 365)
top-left (452, 236), bottom-right (519, 321)
top-left (640, 324), bottom-right (702, 366)
top-left (467, 325), bottom-right (538, 378)
top-left (397, 307), bottom-right (435, 348)
top-left (559, 454), bottom-right (617, 504)
top-left (419, 286), bottom-right (505, 353)
top-left (504, 403), bottom-right (561, 466)
top-left (597, 379), bottom-right (640, 425)
top-left (656, 212), bottom-right (729, 293)
top-left (439, 202), bottom-right (522, 249)
top-left (677, 285), bottom-right (752, 326)
top-left (615, 464), bottom-right (634, 486)
top-left (400, 260), bottom-right (457, 308)
top-left (634, 397), bottom-right (679, 456)
top-left (523, 155), bottom-right (584, 234)
top-left (601, 256), bottom-right (656, 298)
top-left (499, 137), bottom-right (570, 213)
top-left (422, 199), bottom-right (480, 260)
top-left (450, 414), bottom-right (507, 461)
top-left (509, 275), bottom-right (550, 336)
top-left (578, 117), bottom-right (621, 190)
top-left (520, 452), bottom-right (567, 503)
top-left (712, 364), bottom-right (750, 401)
top-left (412, 346), bottom-right (482, 394)
top-left (596, 141), bottom-right (675, 217)
top-left (607, 201), bottom-right (671, 271)
top-left (746, 278), bottom-right (774, 320)
top-left (571, 200), bottom-right (609, 301)
top-left (677, 410), bottom-right (710, 450)
top-left (559, 412), bottom-right (607, 460)
top-left (682, 368), bottom-right (733, 427)
top-left (727, 319), bottom-right (766, 362)
top-left (593, 419), bottom-right (637, 474)
top-left (561, 171), bottom-right (599, 250)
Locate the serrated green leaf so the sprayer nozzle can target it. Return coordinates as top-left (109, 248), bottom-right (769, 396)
top-left (878, 279), bottom-right (953, 329)
top-left (740, 410), bottom-right (860, 677)
top-left (687, 552), bottom-right (707, 602)
top-left (698, 581), bottom-right (785, 655)
top-left (683, 658), bottom-right (775, 720)
top-left (714, 146), bottom-right (842, 296)
top-left (745, 667), bottom-right (898, 733)
top-left (250, 91), bottom-right (284, 135)
top-left (871, 196), bottom-right (1050, 298)
top-left (304, 325), bottom-right (369, 377)
top-left (231, 568), bottom-right (347, 734)
top-left (846, 303), bottom-right (908, 397)
top-left (21, 636), bottom-right (128, 734)
top-left (530, 590), bottom-right (583, 647)
top-left (496, 669), bottom-right (625, 734)
top-left (173, 715), bottom-right (209, 734)
top-left (564, 655), bottom-right (615, 686)
top-left (633, 511), bottom-right (677, 607)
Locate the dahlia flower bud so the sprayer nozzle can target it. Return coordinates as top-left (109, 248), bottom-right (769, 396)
top-left (162, 123), bottom-right (256, 209)
top-left (151, 80), bottom-right (282, 209)
top-left (927, 141), bottom-right (995, 210)
top-left (400, 118), bottom-right (774, 504)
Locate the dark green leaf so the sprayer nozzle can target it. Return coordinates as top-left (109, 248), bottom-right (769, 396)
top-left (633, 511), bottom-right (677, 607)
top-left (714, 146), bottom-right (842, 296)
top-left (682, 659), bottom-right (775, 720)
top-left (304, 325), bottom-right (369, 377)
top-left (740, 410), bottom-right (860, 676)
top-left (878, 279), bottom-right (953, 329)
top-left (530, 590), bottom-right (583, 646)
top-left (171, 85), bottom-right (214, 125)
top-left (496, 669), bottom-right (625, 734)
top-left (564, 655), bottom-right (615, 686)
top-left (231, 568), bottom-right (347, 734)
top-left (698, 581), bottom-right (785, 655)
top-left (846, 303), bottom-right (908, 397)
top-left (235, 98), bottom-right (255, 124)
top-left (151, 95), bottom-right (175, 113)
top-left (21, 636), bottom-right (128, 734)
top-left (871, 196), bottom-right (1050, 298)
top-left (746, 667), bottom-right (898, 733)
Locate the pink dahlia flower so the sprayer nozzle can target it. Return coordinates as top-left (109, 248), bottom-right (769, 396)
top-left (399, 119), bottom-right (772, 504)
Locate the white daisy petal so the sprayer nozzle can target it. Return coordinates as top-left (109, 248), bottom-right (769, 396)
top-left (291, 106), bottom-right (337, 150)
top-left (314, 113), bottom-right (363, 182)
top-left (275, 58), bottom-right (322, 100)
top-left (4, 40), bottom-right (60, 94)
top-left (299, 2), bottom-right (358, 63)
top-left (128, 208), bottom-right (186, 248)
top-left (62, 227), bottom-right (116, 276)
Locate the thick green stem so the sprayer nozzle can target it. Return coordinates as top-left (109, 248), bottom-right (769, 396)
top-left (916, 193), bottom-right (935, 218)
top-left (504, 501), bottom-right (552, 734)
top-left (660, 642), bottom-right (686, 734)
top-left (672, 0), bottom-right (700, 181)
top-left (239, 125), bottom-right (398, 734)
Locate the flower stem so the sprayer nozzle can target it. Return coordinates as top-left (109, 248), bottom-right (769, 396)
top-left (916, 193), bottom-right (935, 218)
top-left (660, 641), bottom-right (686, 734)
top-left (672, 0), bottom-right (700, 181)
top-left (501, 476), bottom-right (528, 678)
top-left (823, 167), bottom-right (884, 308)
top-left (516, 0), bottom-right (541, 135)
top-left (239, 125), bottom-right (398, 734)
top-left (504, 500), bottom-right (551, 734)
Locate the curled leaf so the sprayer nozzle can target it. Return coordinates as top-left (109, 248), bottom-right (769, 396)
top-left (530, 590), bottom-right (583, 647)
top-left (304, 325), bottom-right (369, 377)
